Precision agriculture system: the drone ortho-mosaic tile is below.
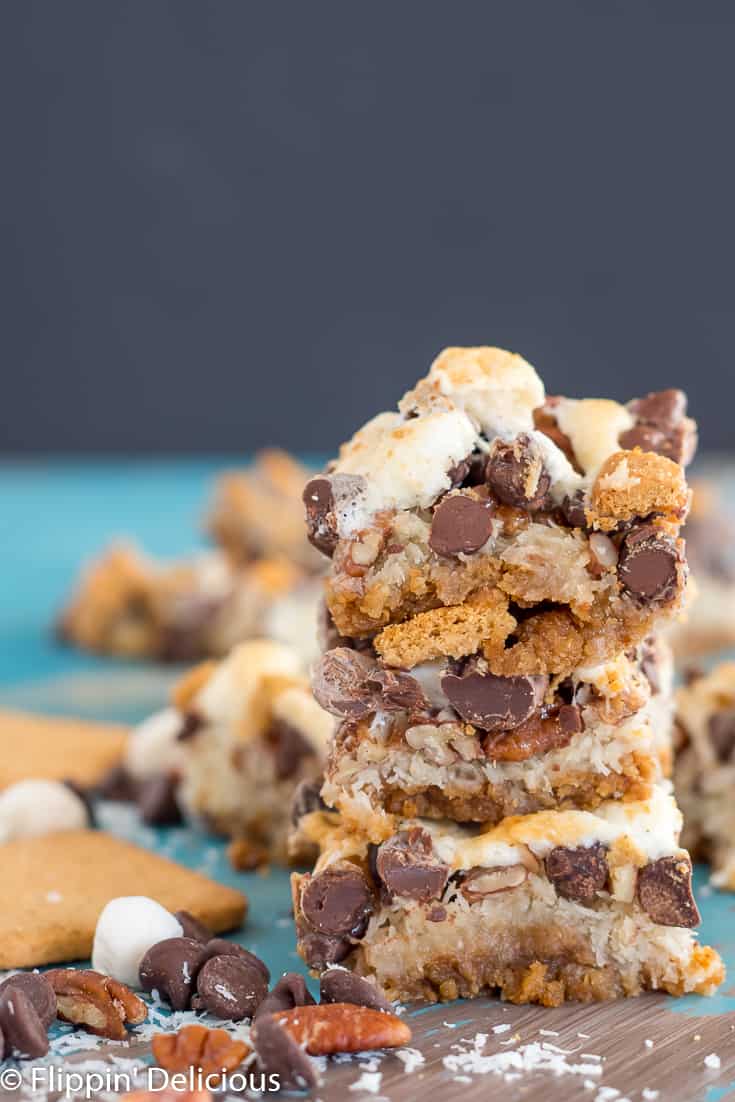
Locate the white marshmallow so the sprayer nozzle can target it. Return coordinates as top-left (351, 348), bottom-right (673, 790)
top-left (333, 408), bottom-right (477, 535)
top-left (0, 779), bottom-right (89, 843)
top-left (195, 638), bottom-right (302, 727)
top-left (425, 346), bottom-right (545, 437)
top-left (92, 896), bottom-right (183, 988)
top-left (126, 707), bottom-right (183, 781)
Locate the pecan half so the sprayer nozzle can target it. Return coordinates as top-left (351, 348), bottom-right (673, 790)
top-left (273, 1002), bottom-right (411, 1055)
top-left (152, 1024), bottom-right (250, 1083)
top-left (45, 969), bottom-right (147, 1041)
top-left (483, 704), bottom-right (582, 761)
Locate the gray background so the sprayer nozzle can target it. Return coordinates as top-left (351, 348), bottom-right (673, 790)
top-left (2, 1), bottom-right (734, 456)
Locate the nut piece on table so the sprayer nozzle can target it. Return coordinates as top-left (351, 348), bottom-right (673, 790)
top-left (152, 1024), bottom-right (250, 1083)
top-left (45, 968), bottom-right (147, 1041)
top-left (273, 1002), bottom-right (412, 1055)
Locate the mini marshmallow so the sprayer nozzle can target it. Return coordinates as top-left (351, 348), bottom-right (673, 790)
top-left (126, 707), bottom-right (183, 781)
top-left (92, 896), bottom-right (183, 988)
top-left (0, 779), bottom-right (89, 843)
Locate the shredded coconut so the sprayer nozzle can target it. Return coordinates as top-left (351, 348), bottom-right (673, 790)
top-left (349, 1070), bottom-right (383, 1094)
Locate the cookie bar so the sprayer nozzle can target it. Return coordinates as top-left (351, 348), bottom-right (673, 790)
top-left (291, 789), bottom-right (723, 1005)
top-left (316, 638), bottom-right (674, 831)
top-left (206, 449), bottom-right (322, 572)
top-left (304, 349), bottom-right (695, 671)
top-left (164, 640), bottom-right (334, 863)
top-left (57, 542), bottom-right (320, 665)
top-left (675, 663), bottom-right (735, 888)
top-left (669, 480), bottom-right (735, 658)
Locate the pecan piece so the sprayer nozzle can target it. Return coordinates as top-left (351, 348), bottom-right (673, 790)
top-left (274, 1002), bottom-right (411, 1054)
top-left (483, 704), bottom-right (582, 761)
top-left (152, 1024), bottom-right (250, 1083)
top-left (46, 969), bottom-right (146, 1041)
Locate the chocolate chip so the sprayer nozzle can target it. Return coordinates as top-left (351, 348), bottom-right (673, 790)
top-left (192, 955), bottom-right (268, 1020)
top-left (138, 937), bottom-right (209, 1010)
top-left (619, 424), bottom-right (671, 456)
top-left (202, 940), bottom-right (271, 984)
top-left (374, 827), bottom-right (449, 903)
top-left (312, 648), bottom-right (425, 719)
top-left (617, 526), bottom-right (680, 605)
top-left (558, 703), bottom-right (584, 734)
top-left (637, 855), bottom-right (700, 927)
top-left (252, 1011), bottom-right (317, 1092)
top-left (312, 648), bottom-right (381, 719)
top-left (0, 987), bottom-right (48, 1059)
top-left (265, 719), bottom-right (315, 780)
top-left (429, 494), bottom-right (495, 557)
top-left (485, 434), bottom-right (551, 510)
top-left (371, 666), bottom-right (427, 712)
top-left (291, 778), bottom-right (328, 826)
top-left (174, 910), bottom-right (213, 943)
top-left (300, 864), bottom-right (374, 938)
top-left (299, 929), bottom-right (353, 969)
top-left (546, 843), bottom-right (609, 902)
top-left (94, 763), bottom-right (138, 802)
top-left (628, 389), bottom-right (687, 431)
top-left (137, 772), bottom-right (183, 826)
top-left (177, 712), bottom-right (204, 742)
top-left (441, 664), bottom-right (548, 732)
top-left (255, 972), bottom-right (316, 1019)
top-left (159, 595), bottom-right (222, 663)
top-left (708, 710), bottom-right (735, 763)
top-left (0, 973), bottom-right (56, 1029)
top-left (320, 968), bottom-right (393, 1013)
top-left (303, 476), bottom-right (338, 556)
top-left (561, 490), bottom-right (589, 528)
top-left (623, 390), bottom-right (696, 465)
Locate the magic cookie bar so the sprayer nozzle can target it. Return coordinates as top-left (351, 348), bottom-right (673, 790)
top-left (675, 663), bottom-right (735, 889)
top-left (166, 640), bottom-right (333, 864)
top-left (206, 449), bottom-right (322, 572)
top-left (315, 638), bottom-right (674, 831)
top-left (669, 480), bottom-right (735, 658)
top-left (292, 789), bottom-right (723, 1005)
top-left (57, 543), bottom-right (320, 665)
top-left (304, 348), bottom-right (695, 670)
top-left (295, 344), bottom-right (719, 1006)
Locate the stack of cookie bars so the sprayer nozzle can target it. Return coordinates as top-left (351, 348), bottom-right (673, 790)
top-left (291, 346), bottom-right (723, 1005)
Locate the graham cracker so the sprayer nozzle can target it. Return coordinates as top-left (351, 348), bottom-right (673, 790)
top-left (0, 830), bottom-right (247, 968)
top-left (0, 709), bottom-right (128, 790)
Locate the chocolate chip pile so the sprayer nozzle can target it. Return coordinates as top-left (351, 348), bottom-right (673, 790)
top-left (290, 346), bottom-right (722, 1005)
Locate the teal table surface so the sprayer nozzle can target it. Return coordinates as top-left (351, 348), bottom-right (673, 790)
top-left (1, 459), bottom-right (735, 1102)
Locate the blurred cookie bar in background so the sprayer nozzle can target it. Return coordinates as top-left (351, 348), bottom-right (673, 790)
top-left (669, 479), bottom-right (735, 659)
top-left (675, 662), bottom-right (735, 889)
top-left (57, 543), bottom-right (321, 666)
top-left (57, 448), bottom-right (325, 666)
top-left (125, 639), bottom-right (333, 865)
top-left (206, 449), bottom-right (322, 572)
